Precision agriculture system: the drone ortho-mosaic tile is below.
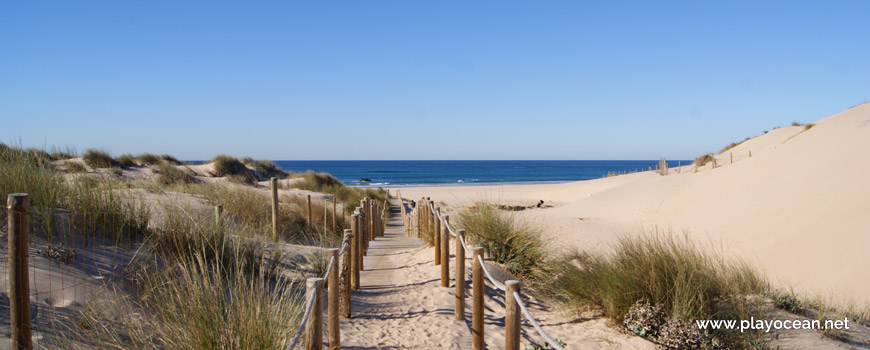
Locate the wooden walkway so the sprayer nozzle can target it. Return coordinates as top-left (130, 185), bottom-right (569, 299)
top-left (339, 199), bottom-right (472, 349)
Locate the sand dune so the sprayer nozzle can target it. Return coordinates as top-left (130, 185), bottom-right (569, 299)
top-left (400, 103), bottom-right (870, 304)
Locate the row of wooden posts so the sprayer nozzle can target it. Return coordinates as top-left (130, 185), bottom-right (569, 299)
top-left (268, 177), bottom-right (345, 242)
top-left (398, 194), bottom-right (531, 350)
top-left (302, 195), bottom-right (388, 350)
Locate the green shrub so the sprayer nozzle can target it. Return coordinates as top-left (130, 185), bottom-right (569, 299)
top-left (83, 149), bottom-right (119, 168)
top-left (456, 202), bottom-right (547, 277)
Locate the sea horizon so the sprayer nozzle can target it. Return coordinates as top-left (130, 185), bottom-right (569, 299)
top-left (187, 160), bottom-right (690, 187)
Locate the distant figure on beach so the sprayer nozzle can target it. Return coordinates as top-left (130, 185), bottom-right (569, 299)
top-left (536, 200), bottom-right (544, 208)
top-left (360, 178), bottom-right (371, 182)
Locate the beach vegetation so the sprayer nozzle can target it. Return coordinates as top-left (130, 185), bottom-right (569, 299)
top-left (116, 153), bottom-right (136, 167)
top-left (693, 153), bottom-right (715, 167)
top-left (161, 154), bottom-right (183, 165)
top-left (719, 137), bottom-right (751, 154)
top-left (457, 202), bottom-right (547, 278)
top-left (548, 233), bottom-right (768, 348)
top-left (290, 170), bottom-right (390, 216)
top-left (66, 161), bottom-right (88, 173)
top-left (212, 155), bottom-right (252, 177)
top-left (242, 157), bottom-right (289, 179)
top-left (804, 123), bottom-right (815, 130)
top-left (154, 162), bottom-right (198, 186)
top-left (137, 153), bottom-right (163, 165)
top-left (791, 121), bottom-right (803, 127)
top-left (83, 149), bottom-right (119, 168)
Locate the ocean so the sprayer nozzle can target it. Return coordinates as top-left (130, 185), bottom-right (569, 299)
top-left (271, 160), bottom-right (688, 187)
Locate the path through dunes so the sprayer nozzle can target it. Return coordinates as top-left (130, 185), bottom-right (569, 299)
top-left (337, 199), bottom-right (655, 349)
top-left (339, 200), bottom-right (472, 349)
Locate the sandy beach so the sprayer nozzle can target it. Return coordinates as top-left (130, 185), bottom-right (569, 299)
top-left (400, 103), bottom-right (870, 306)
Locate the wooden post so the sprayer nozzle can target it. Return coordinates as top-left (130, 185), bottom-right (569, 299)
top-left (327, 249), bottom-right (340, 350)
top-left (731, 152), bottom-right (733, 164)
top-left (215, 204), bottom-right (223, 227)
top-left (341, 230), bottom-right (353, 318)
top-left (455, 229), bottom-right (466, 321)
top-left (350, 216), bottom-right (360, 290)
top-left (440, 214), bottom-right (450, 287)
top-left (332, 199), bottom-right (337, 232)
top-left (8, 194), bottom-right (32, 350)
top-left (270, 177), bottom-right (279, 241)
top-left (305, 278), bottom-right (323, 350)
top-left (472, 248), bottom-right (485, 350)
top-left (434, 206), bottom-right (441, 265)
top-left (505, 280), bottom-right (521, 350)
top-left (307, 194), bottom-right (312, 227)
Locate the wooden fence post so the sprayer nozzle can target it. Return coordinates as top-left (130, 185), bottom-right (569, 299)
top-left (455, 229), bottom-right (466, 321)
top-left (305, 278), bottom-right (323, 350)
top-left (270, 177), bottom-right (279, 241)
top-left (350, 215), bottom-right (360, 290)
top-left (341, 230), bottom-right (353, 318)
top-left (215, 204), bottom-right (223, 228)
top-left (307, 194), bottom-right (312, 227)
top-left (332, 199), bottom-right (337, 232)
top-left (327, 249), bottom-right (340, 350)
top-left (434, 206), bottom-right (441, 266)
top-left (472, 248), bottom-right (485, 350)
top-left (8, 194), bottom-right (32, 350)
top-left (505, 280), bottom-right (521, 350)
top-left (440, 214), bottom-right (450, 287)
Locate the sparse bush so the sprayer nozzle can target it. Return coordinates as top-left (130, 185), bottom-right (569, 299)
top-left (83, 149), bottom-right (119, 168)
top-left (457, 202), bottom-right (547, 277)
top-left (804, 123), bottom-right (815, 130)
top-left (116, 153), bottom-right (136, 167)
top-left (791, 121), bottom-right (803, 127)
top-left (227, 173), bottom-right (257, 185)
top-left (292, 170), bottom-right (342, 190)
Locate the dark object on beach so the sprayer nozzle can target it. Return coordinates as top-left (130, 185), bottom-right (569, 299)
top-left (360, 178), bottom-right (371, 182)
top-left (537, 200), bottom-right (544, 208)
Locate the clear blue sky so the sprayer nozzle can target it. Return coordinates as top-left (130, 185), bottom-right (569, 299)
top-left (2, 1), bottom-right (868, 160)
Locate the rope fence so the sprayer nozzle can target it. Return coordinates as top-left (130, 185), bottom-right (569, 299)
top-left (399, 190), bottom-right (567, 350)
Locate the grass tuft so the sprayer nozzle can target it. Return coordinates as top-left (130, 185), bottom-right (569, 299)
top-left (456, 202), bottom-right (547, 277)
top-left (83, 149), bottom-right (119, 168)
top-left (137, 153), bottom-right (162, 165)
top-left (116, 153), bottom-right (136, 167)
top-left (693, 154), bottom-right (715, 167)
top-left (154, 163), bottom-right (198, 185)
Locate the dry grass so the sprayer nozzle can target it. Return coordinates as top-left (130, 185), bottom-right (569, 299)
top-left (116, 153), bottom-right (136, 167)
top-left (153, 163), bottom-right (198, 185)
top-left (137, 153), bottom-right (162, 165)
top-left (456, 202), bottom-right (547, 278)
top-left (693, 153), bottom-right (715, 167)
top-left (83, 149), bottom-right (119, 168)
top-left (242, 157), bottom-right (288, 179)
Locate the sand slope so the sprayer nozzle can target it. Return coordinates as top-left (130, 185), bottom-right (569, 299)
top-left (399, 103), bottom-right (870, 304)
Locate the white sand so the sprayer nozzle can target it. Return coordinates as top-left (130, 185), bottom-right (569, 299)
top-left (399, 103), bottom-right (870, 306)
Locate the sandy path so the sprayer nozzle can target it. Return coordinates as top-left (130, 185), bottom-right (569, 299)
top-left (339, 201), bottom-right (473, 349)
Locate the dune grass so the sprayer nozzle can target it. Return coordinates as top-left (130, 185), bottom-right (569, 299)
top-left (693, 153), bottom-right (715, 167)
top-left (548, 234), bottom-right (768, 348)
top-left (290, 170), bottom-right (390, 215)
top-left (136, 153), bottom-right (162, 165)
top-left (154, 162), bottom-right (198, 186)
top-left (116, 153), bottom-right (136, 167)
top-left (242, 157), bottom-right (289, 179)
top-left (83, 149), bottom-right (120, 168)
top-left (66, 161), bottom-right (88, 173)
top-left (456, 202), bottom-right (547, 278)
top-left (57, 217), bottom-right (301, 349)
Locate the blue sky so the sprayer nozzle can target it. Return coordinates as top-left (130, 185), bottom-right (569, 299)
top-left (2, 1), bottom-right (868, 160)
